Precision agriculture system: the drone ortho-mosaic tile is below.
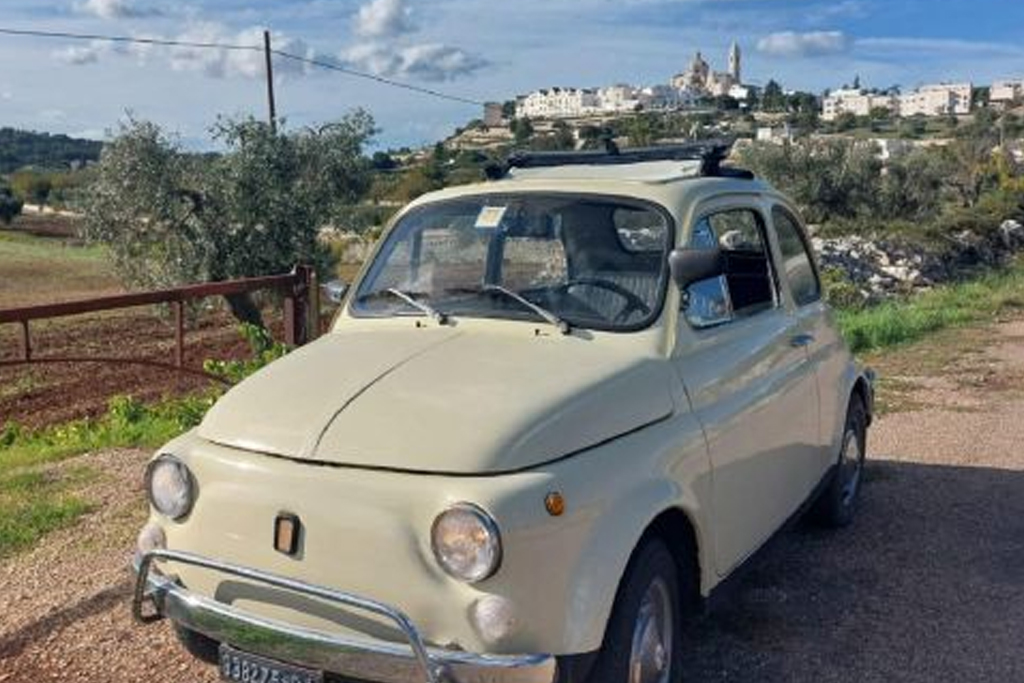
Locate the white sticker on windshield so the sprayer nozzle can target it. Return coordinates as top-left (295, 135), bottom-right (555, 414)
top-left (475, 205), bottom-right (507, 229)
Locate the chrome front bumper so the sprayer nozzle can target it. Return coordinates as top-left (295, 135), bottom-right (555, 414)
top-left (132, 550), bottom-right (557, 683)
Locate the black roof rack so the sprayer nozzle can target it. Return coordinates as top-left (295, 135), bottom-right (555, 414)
top-left (485, 139), bottom-right (755, 181)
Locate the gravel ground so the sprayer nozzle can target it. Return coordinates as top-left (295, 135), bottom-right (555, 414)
top-left (1, 323), bottom-right (1022, 682)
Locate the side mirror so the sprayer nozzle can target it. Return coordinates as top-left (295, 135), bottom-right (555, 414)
top-left (323, 279), bottom-right (348, 304)
top-left (669, 248), bottom-right (724, 289)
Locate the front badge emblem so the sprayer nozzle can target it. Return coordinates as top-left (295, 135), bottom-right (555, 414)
top-left (274, 513), bottom-right (301, 556)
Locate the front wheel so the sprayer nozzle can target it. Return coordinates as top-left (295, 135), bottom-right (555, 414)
top-left (813, 397), bottom-right (868, 528)
top-left (587, 540), bottom-right (683, 683)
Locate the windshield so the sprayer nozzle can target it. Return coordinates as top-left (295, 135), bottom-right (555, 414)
top-left (352, 193), bottom-right (673, 331)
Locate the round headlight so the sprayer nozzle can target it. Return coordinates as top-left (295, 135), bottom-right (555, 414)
top-left (431, 503), bottom-right (502, 583)
top-left (146, 455), bottom-right (195, 520)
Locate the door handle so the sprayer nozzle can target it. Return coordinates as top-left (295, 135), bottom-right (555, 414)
top-left (790, 333), bottom-right (815, 348)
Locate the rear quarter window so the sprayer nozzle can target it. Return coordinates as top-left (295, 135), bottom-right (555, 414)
top-left (771, 207), bottom-right (821, 307)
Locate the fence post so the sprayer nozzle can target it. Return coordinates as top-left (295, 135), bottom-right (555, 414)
top-left (283, 290), bottom-right (298, 347)
top-left (306, 266), bottom-right (321, 341)
top-left (173, 300), bottom-right (185, 367)
top-left (19, 320), bottom-right (31, 361)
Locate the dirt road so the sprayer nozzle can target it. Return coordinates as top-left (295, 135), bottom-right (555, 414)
top-left (1, 322), bottom-right (1022, 682)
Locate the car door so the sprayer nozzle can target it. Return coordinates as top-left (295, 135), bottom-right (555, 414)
top-left (671, 201), bottom-right (821, 576)
top-left (769, 204), bottom-right (838, 477)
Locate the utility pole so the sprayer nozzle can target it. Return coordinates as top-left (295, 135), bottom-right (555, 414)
top-left (263, 29), bottom-right (277, 134)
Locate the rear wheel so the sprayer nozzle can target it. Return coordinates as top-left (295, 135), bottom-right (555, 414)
top-left (587, 540), bottom-right (683, 683)
top-left (813, 397), bottom-right (868, 528)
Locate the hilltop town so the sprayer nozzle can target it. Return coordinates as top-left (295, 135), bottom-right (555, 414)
top-left (447, 42), bottom-right (1024, 152)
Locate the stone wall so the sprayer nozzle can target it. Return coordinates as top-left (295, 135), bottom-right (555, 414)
top-left (812, 219), bottom-right (1024, 302)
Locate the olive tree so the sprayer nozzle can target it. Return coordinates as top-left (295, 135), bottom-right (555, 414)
top-left (83, 112), bottom-right (376, 327)
top-left (0, 184), bottom-right (23, 224)
top-left (737, 139), bottom-right (882, 223)
top-left (10, 171), bottom-right (53, 207)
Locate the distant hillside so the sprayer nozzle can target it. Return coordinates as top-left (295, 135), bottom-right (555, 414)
top-left (0, 128), bottom-right (103, 174)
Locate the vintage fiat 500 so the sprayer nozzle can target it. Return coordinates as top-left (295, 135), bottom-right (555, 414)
top-left (133, 144), bottom-right (874, 683)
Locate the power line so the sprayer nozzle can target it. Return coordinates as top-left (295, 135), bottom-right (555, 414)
top-left (271, 50), bottom-right (485, 106)
top-left (0, 26), bottom-right (260, 52)
top-left (0, 26), bottom-right (485, 107)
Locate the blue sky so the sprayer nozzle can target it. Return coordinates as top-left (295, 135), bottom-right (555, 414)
top-left (1, 0), bottom-right (1023, 149)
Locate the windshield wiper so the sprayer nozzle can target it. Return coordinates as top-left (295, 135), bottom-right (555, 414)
top-left (358, 288), bottom-right (450, 325)
top-left (481, 284), bottom-right (570, 335)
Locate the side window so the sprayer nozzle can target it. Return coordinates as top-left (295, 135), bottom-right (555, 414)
top-left (684, 208), bottom-right (776, 328)
top-left (772, 207), bottom-right (821, 306)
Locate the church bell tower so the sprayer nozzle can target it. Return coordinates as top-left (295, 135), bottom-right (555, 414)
top-left (729, 41), bottom-right (741, 82)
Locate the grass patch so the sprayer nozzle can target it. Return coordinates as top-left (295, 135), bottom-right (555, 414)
top-left (0, 393), bottom-right (215, 558)
top-left (0, 393), bottom-right (216, 473)
top-left (837, 263), bottom-right (1024, 353)
top-left (0, 228), bottom-right (106, 261)
top-left (0, 227), bottom-right (119, 307)
top-left (0, 467), bottom-right (95, 558)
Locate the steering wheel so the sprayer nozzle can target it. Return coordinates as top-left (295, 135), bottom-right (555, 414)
top-left (558, 277), bottom-right (651, 323)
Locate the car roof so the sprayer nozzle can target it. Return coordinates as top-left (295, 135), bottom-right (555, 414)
top-left (413, 167), bottom-right (778, 212)
top-left (405, 142), bottom-right (782, 213)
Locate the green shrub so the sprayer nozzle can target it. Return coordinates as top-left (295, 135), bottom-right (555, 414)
top-left (203, 322), bottom-right (290, 383)
top-left (820, 266), bottom-right (866, 310)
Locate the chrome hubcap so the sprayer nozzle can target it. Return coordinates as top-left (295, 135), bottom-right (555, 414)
top-left (839, 428), bottom-right (863, 506)
top-left (628, 578), bottom-right (673, 683)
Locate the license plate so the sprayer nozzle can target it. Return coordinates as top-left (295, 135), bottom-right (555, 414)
top-left (219, 644), bottom-right (323, 683)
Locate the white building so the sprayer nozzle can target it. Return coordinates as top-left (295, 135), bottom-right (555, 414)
top-left (515, 87), bottom-right (599, 119)
top-left (991, 79), bottom-right (1024, 107)
top-left (596, 84), bottom-right (642, 113)
top-left (639, 84), bottom-right (698, 110)
top-left (822, 88), bottom-right (897, 121)
top-left (515, 83), bottom-right (696, 119)
top-left (756, 124), bottom-right (794, 144)
top-left (898, 83), bottom-right (972, 117)
top-left (727, 84), bottom-right (750, 101)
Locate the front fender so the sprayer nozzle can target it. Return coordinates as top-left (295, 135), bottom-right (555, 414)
top-left (531, 411), bottom-right (712, 653)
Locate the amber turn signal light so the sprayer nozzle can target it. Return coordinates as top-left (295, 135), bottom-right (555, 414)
top-left (544, 492), bottom-right (565, 517)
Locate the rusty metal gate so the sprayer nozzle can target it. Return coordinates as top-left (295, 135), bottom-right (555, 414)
top-left (0, 266), bottom-right (321, 383)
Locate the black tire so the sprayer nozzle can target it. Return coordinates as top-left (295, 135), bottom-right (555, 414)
top-left (173, 623), bottom-right (219, 664)
top-left (813, 397), bottom-right (868, 528)
top-left (585, 539), bottom-right (683, 683)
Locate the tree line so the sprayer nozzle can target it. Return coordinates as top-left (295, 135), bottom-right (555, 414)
top-left (0, 128), bottom-right (102, 174)
top-left (736, 117), bottom-right (1024, 243)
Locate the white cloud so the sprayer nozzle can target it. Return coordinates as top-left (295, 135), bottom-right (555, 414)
top-left (354, 0), bottom-right (416, 39)
top-left (343, 41), bottom-right (488, 82)
top-left (344, 0), bottom-right (486, 81)
top-left (757, 31), bottom-right (851, 58)
top-left (75, 0), bottom-right (158, 19)
top-left (52, 0), bottom-right (486, 84)
top-left (168, 24), bottom-right (289, 79)
top-left (51, 23), bottom-right (323, 80)
top-left (54, 44), bottom-right (103, 65)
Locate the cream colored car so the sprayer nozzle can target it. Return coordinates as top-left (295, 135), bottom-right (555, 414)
top-left (133, 144), bottom-right (874, 683)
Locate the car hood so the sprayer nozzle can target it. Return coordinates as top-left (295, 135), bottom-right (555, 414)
top-left (197, 327), bottom-right (674, 474)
